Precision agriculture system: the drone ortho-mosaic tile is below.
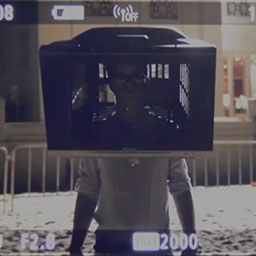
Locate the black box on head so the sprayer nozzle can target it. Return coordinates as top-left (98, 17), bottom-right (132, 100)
top-left (40, 27), bottom-right (216, 157)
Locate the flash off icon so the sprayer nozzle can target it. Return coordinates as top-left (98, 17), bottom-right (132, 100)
top-left (113, 4), bottom-right (139, 22)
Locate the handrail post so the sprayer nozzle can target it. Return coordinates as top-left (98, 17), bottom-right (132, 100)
top-left (238, 146), bottom-right (242, 185)
top-left (1, 146), bottom-right (9, 214)
top-left (56, 156), bottom-right (60, 195)
top-left (192, 158), bottom-right (196, 187)
top-left (0, 97), bottom-right (5, 141)
top-left (27, 148), bottom-right (32, 195)
top-left (70, 158), bottom-right (74, 193)
top-left (42, 147), bottom-right (46, 194)
top-left (249, 146), bottom-right (253, 184)
top-left (227, 147), bottom-right (231, 186)
top-left (204, 158), bottom-right (208, 187)
top-left (216, 151), bottom-right (220, 187)
top-left (10, 148), bottom-right (17, 213)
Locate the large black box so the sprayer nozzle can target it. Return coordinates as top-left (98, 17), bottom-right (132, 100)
top-left (40, 27), bottom-right (216, 157)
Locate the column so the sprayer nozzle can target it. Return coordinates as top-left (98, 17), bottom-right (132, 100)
top-left (227, 54), bottom-right (234, 117)
top-left (243, 55), bottom-right (251, 119)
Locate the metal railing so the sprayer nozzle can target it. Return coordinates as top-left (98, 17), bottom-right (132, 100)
top-left (9, 143), bottom-right (79, 212)
top-left (1, 140), bottom-right (255, 213)
top-left (0, 146), bottom-right (9, 213)
top-left (187, 140), bottom-right (256, 187)
top-left (214, 140), bottom-right (255, 186)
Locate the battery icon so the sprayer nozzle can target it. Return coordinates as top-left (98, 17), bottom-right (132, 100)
top-left (51, 5), bottom-right (84, 20)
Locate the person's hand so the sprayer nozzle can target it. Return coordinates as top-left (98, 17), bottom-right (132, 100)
top-left (180, 232), bottom-right (198, 256)
top-left (70, 252), bottom-right (83, 256)
top-left (69, 246), bottom-right (83, 256)
top-left (180, 250), bottom-right (197, 256)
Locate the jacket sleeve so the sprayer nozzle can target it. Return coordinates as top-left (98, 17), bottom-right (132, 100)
top-left (167, 158), bottom-right (192, 195)
top-left (75, 158), bottom-right (100, 200)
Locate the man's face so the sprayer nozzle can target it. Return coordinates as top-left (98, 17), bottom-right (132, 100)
top-left (109, 64), bottom-right (146, 105)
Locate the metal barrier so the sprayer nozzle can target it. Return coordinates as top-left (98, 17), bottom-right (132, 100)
top-left (188, 140), bottom-right (256, 187)
top-left (4, 140), bottom-right (256, 212)
top-left (9, 143), bottom-right (79, 212)
top-left (0, 146), bottom-right (9, 214)
top-left (214, 140), bottom-right (256, 186)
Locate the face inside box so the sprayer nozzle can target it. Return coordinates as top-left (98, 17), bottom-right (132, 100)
top-left (40, 27), bottom-right (216, 156)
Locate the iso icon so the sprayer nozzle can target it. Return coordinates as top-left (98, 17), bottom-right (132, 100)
top-left (133, 232), bottom-right (160, 251)
top-left (113, 4), bottom-right (139, 22)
